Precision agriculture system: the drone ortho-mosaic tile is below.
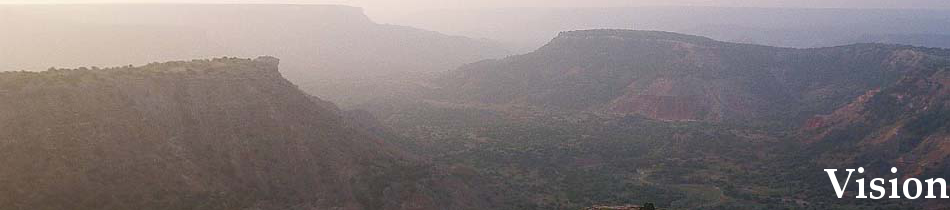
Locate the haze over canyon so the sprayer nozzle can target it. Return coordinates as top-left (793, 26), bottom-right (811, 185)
top-left (1, 2), bottom-right (948, 210)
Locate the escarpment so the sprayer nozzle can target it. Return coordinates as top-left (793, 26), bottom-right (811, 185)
top-left (0, 57), bottom-right (497, 210)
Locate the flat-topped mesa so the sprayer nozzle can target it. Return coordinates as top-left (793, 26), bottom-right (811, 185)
top-left (145, 56), bottom-right (281, 74)
top-left (541, 29), bottom-right (720, 50)
top-left (556, 29), bottom-right (716, 42)
top-left (316, 5), bottom-right (373, 23)
top-left (0, 57), bottom-right (285, 92)
top-left (5, 56), bottom-right (281, 74)
top-left (0, 56), bottom-right (497, 210)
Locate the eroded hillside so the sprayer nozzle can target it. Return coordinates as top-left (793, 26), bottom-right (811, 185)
top-left (438, 30), bottom-right (949, 125)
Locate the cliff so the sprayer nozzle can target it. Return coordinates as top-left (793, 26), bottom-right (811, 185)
top-left (0, 57), bottom-right (496, 210)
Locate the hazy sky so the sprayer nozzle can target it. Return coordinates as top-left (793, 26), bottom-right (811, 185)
top-left (3, 0), bottom-right (950, 10)
top-left (3, 0), bottom-right (949, 20)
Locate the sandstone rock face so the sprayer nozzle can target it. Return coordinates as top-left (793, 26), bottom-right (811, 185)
top-left (0, 57), bottom-right (495, 210)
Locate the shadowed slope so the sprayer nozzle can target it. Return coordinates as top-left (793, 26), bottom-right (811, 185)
top-left (0, 57), bottom-right (497, 210)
